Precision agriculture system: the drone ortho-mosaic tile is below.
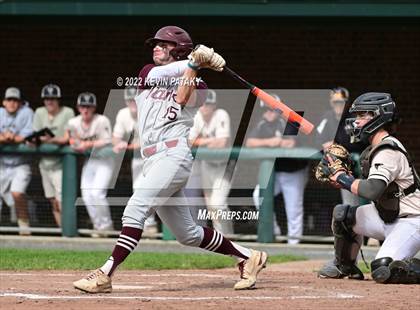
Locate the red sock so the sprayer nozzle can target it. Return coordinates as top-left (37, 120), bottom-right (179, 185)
top-left (101, 226), bottom-right (142, 276)
top-left (199, 227), bottom-right (251, 260)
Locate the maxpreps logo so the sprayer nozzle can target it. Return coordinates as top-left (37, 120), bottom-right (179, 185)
top-left (197, 210), bottom-right (259, 221)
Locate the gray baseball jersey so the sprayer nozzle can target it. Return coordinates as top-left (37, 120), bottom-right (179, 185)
top-left (0, 105), bottom-right (33, 166)
top-left (136, 60), bottom-right (207, 148)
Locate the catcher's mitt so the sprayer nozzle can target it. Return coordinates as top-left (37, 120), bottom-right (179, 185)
top-left (315, 144), bottom-right (353, 183)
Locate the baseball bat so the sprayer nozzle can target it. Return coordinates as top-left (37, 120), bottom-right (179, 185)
top-left (223, 66), bottom-right (314, 135)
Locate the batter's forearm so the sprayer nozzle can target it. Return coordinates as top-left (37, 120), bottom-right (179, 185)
top-left (147, 60), bottom-right (189, 82)
top-left (176, 67), bottom-right (198, 106)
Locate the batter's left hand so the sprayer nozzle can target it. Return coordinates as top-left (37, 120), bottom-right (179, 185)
top-left (188, 44), bottom-right (226, 72)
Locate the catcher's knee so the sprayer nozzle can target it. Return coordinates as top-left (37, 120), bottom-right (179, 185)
top-left (371, 257), bottom-right (393, 283)
top-left (332, 204), bottom-right (357, 237)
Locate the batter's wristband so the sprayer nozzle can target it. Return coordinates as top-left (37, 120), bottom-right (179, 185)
top-left (187, 62), bottom-right (200, 71)
top-left (336, 173), bottom-right (355, 191)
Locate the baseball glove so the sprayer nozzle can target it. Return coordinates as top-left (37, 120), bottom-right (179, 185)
top-left (315, 144), bottom-right (353, 183)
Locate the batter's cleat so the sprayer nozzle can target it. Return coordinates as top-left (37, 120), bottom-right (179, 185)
top-left (234, 249), bottom-right (268, 290)
top-left (73, 269), bottom-right (112, 293)
top-left (318, 260), bottom-right (364, 280)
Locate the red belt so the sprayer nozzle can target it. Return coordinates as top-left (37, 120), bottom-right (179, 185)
top-left (142, 139), bottom-right (179, 157)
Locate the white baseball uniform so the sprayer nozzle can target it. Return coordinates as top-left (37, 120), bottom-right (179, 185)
top-left (122, 59), bottom-right (209, 246)
top-left (189, 108), bottom-right (233, 234)
top-left (67, 114), bottom-right (114, 231)
top-left (354, 136), bottom-right (420, 260)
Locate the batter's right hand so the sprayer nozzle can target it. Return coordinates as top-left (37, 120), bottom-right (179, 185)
top-left (188, 44), bottom-right (226, 72)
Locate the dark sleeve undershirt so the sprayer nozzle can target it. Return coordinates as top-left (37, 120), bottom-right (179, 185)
top-left (357, 178), bottom-right (387, 201)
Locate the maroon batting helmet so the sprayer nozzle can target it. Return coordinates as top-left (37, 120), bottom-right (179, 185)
top-left (145, 26), bottom-right (193, 60)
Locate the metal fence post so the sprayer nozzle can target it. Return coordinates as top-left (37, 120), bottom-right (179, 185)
top-left (257, 159), bottom-right (275, 243)
top-left (62, 151), bottom-right (78, 237)
top-left (162, 224), bottom-right (176, 240)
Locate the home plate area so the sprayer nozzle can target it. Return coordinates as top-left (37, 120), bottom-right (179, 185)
top-left (1, 261), bottom-right (418, 309)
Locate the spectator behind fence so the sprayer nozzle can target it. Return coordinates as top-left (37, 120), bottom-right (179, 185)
top-left (189, 89), bottom-right (233, 235)
top-left (31, 84), bottom-right (75, 226)
top-left (64, 92), bottom-right (114, 236)
top-left (0, 87), bottom-right (33, 235)
top-left (316, 87), bottom-right (369, 207)
top-left (246, 96), bottom-right (308, 244)
top-left (112, 87), bottom-right (158, 234)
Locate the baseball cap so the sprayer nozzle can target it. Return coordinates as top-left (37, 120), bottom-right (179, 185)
top-left (204, 89), bottom-right (217, 105)
top-left (124, 87), bottom-right (137, 101)
top-left (41, 84), bottom-right (62, 99)
top-left (77, 92), bottom-right (97, 107)
top-left (4, 87), bottom-right (21, 100)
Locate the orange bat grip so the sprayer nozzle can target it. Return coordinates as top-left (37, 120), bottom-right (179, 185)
top-left (252, 88), bottom-right (314, 135)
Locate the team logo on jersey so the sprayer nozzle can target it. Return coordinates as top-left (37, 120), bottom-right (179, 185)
top-left (147, 86), bottom-right (177, 102)
top-left (374, 163), bottom-right (384, 169)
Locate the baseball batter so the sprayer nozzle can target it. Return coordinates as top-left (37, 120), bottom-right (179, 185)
top-left (74, 26), bottom-right (267, 293)
top-left (112, 87), bottom-right (157, 233)
top-left (189, 89), bottom-right (233, 234)
top-left (317, 92), bottom-right (420, 284)
top-left (65, 92), bottom-right (114, 234)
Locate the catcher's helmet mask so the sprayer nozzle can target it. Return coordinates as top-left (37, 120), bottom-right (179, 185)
top-left (345, 92), bottom-right (397, 143)
top-left (145, 26), bottom-right (193, 61)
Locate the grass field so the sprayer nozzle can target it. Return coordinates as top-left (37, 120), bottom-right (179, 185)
top-left (0, 248), bottom-right (306, 270)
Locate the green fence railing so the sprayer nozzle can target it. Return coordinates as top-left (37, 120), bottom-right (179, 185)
top-left (1, 144), bottom-right (354, 242)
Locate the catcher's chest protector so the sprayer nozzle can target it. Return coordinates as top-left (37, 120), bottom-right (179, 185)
top-left (360, 139), bottom-right (420, 223)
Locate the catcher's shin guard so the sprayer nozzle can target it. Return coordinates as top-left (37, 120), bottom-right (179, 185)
top-left (331, 204), bottom-right (364, 280)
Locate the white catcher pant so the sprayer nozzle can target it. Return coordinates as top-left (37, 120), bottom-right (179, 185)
top-left (81, 157), bottom-right (114, 231)
top-left (353, 203), bottom-right (420, 260)
top-left (123, 140), bottom-right (203, 246)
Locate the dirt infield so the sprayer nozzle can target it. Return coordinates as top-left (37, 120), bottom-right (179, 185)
top-left (1, 260), bottom-right (418, 310)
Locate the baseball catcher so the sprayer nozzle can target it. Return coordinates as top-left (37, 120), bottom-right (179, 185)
top-left (316, 92), bottom-right (420, 284)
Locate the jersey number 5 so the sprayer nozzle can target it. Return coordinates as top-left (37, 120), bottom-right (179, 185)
top-left (163, 106), bottom-right (179, 121)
